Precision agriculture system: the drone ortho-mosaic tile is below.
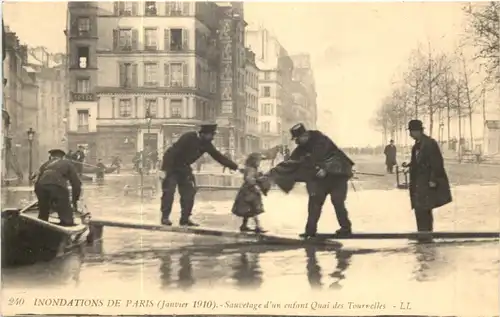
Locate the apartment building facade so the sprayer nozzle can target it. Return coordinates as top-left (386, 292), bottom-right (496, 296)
top-left (66, 1), bottom-right (221, 163)
top-left (244, 48), bottom-right (259, 153)
top-left (2, 28), bottom-right (40, 180)
top-left (216, 2), bottom-right (247, 157)
top-left (291, 54), bottom-right (317, 130)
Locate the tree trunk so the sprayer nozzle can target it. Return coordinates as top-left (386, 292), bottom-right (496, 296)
top-left (457, 86), bottom-right (462, 163)
top-left (462, 56), bottom-right (474, 150)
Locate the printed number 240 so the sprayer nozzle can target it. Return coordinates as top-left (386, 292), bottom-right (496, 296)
top-left (8, 298), bottom-right (25, 306)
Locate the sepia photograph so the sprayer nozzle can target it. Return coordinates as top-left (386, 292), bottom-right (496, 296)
top-left (1, 0), bottom-right (499, 316)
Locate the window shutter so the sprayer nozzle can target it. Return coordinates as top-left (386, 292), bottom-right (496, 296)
top-left (182, 2), bottom-right (190, 15)
top-left (119, 63), bottom-right (126, 87)
top-left (165, 2), bottom-right (171, 15)
top-left (164, 29), bottom-right (170, 51)
top-left (164, 63), bottom-right (170, 87)
top-left (131, 29), bottom-right (138, 50)
top-left (182, 29), bottom-right (188, 50)
top-left (113, 1), bottom-right (119, 15)
top-left (132, 64), bottom-right (138, 87)
top-left (131, 2), bottom-right (138, 15)
top-left (112, 29), bottom-right (119, 50)
top-left (182, 63), bottom-right (188, 87)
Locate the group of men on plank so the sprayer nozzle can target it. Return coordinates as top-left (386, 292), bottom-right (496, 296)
top-left (32, 118), bottom-right (451, 238)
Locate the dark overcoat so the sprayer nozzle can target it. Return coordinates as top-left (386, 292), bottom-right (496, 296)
top-left (384, 144), bottom-right (397, 166)
top-left (408, 135), bottom-right (452, 210)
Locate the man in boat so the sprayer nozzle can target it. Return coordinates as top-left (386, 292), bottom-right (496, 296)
top-left (402, 120), bottom-right (452, 235)
top-left (159, 123), bottom-right (240, 226)
top-left (383, 139), bottom-right (397, 173)
top-left (288, 123), bottom-right (355, 239)
top-left (34, 149), bottom-right (82, 226)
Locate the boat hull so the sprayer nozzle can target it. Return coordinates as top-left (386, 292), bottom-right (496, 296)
top-left (1, 207), bottom-right (90, 267)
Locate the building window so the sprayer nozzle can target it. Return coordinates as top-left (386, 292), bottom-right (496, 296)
top-left (77, 110), bottom-right (89, 132)
top-left (170, 99), bottom-right (182, 118)
top-left (117, 1), bottom-right (136, 16)
top-left (145, 99), bottom-right (157, 118)
top-left (119, 99), bottom-right (132, 117)
top-left (144, 1), bottom-right (157, 16)
top-left (262, 86), bottom-right (271, 97)
top-left (144, 28), bottom-right (157, 50)
top-left (119, 63), bottom-right (137, 88)
top-left (76, 78), bottom-right (90, 93)
top-left (144, 63), bottom-right (158, 86)
top-left (170, 63), bottom-right (183, 87)
top-left (77, 17), bottom-right (90, 36)
top-left (261, 121), bottom-right (270, 133)
top-left (77, 46), bottom-right (89, 69)
top-left (169, 1), bottom-right (185, 15)
top-left (261, 103), bottom-right (273, 116)
top-left (170, 29), bottom-right (187, 51)
top-left (118, 29), bottom-right (132, 50)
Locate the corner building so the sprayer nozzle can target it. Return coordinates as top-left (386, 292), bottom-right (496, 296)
top-left (67, 1), bottom-right (220, 163)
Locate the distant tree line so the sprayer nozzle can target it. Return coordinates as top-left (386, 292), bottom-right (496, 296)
top-left (372, 2), bottom-right (499, 152)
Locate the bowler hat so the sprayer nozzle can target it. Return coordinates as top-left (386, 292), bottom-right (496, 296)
top-left (49, 149), bottom-right (66, 157)
top-left (407, 119), bottom-right (423, 131)
top-left (290, 123), bottom-right (307, 140)
top-left (199, 123), bottom-right (218, 134)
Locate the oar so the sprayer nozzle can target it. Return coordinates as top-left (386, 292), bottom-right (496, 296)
top-left (354, 171), bottom-right (386, 177)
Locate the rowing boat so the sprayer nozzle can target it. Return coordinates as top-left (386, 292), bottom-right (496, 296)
top-left (1, 201), bottom-right (92, 267)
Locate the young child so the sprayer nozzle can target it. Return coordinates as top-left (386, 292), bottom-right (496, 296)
top-left (231, 152), bottom-right (270, 233)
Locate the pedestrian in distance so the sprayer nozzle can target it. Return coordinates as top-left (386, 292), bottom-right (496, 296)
top-left (384, 139), bottom-right (397, 173)
top-left (402, 119), bottom-right (452, 239)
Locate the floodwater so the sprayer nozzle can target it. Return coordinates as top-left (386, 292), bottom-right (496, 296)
top-left (2, 172), bottom-right (499, 316)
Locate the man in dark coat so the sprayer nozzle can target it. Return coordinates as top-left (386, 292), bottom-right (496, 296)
top-left (73, 146), bottom-right (86, 176)
top-left (402, 120), bottom-right (452, 235)
top-left (383, 139), bottom-right (397, 173)
top-left (159, 123), bottom-right (240, 226)
top-left (34, 149), bottom-right (82, 226)
top-left (288, 123), bottom-right (355, 238)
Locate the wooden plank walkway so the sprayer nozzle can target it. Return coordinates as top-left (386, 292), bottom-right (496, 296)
top-left (89, 219), bottom-right (343, 247)
top-left (314, 232), bottom-right (500, 240)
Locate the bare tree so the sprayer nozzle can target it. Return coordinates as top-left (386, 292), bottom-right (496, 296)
top-left (463, 2), bottom-right (500, 86)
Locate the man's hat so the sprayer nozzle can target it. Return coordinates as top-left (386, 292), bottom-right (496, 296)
top-left (49, 149), bottom-right (66, 157)
top-left (199, 122), bottom-right (218, 134)
top-left (407, 119), bottom-right (424, 131)
top-left (290, 123), bottom-right (307, 140)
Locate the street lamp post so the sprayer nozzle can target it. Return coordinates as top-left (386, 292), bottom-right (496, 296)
top-left (140, 109), bottom-right (152, 198)
top-left (27, 128), bottom-right (35, 185)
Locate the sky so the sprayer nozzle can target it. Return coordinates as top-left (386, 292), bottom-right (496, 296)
top-left (2, 1), bottom-right (470, 146)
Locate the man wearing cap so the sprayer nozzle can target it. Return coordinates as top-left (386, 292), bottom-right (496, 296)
top-left (159, 123), bottom-right (240, 226)
top-left (34, 149), bottom-right (82, 226)
top-left (402, 119), bottom-right (452, 235)
top-left (289, 123), bottom-right (355, 238)
top-left (384, 139), bottom-right (397, 173)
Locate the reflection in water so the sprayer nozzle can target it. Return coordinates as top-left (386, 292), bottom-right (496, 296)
top-left (159, 249), bottom-right (263, 290)
top-left (178, 252), bottom-right (195, 289)
top-left (412, 242), bottom-right (442, 282)
top-left (231, 252), bottom-right (262, 288)
top-left (305, 247), bottom-right (353, 290)
top-left (2, 251), bottom-right (84, 288)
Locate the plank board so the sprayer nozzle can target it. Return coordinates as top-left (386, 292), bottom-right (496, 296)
top-left (314, 232), bottom-right (500, 240)
top-left (89, 219), bottom-right (343, 247)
